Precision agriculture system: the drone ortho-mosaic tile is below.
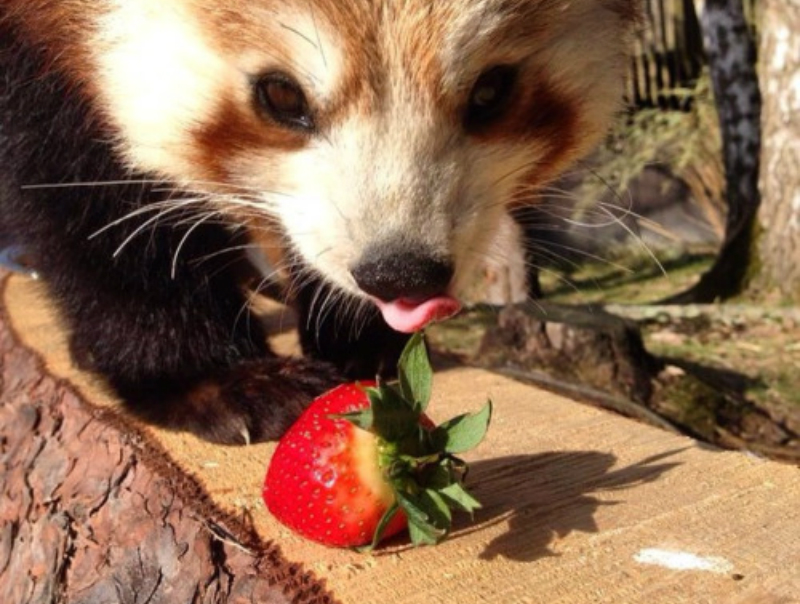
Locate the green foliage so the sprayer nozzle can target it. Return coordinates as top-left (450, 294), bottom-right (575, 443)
top-left (397, 332), bottom-right (433, 411)
top-left (432, 402), bottom-right (493, 454)
top-left (348, 333), bottom-right (492, 550)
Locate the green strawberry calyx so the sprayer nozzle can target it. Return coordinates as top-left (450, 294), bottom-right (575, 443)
top-left (332, 332), bottom-right (492, 550)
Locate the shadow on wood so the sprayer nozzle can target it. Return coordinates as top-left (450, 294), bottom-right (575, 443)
top-left (467, 450), bottom-right (682, 562)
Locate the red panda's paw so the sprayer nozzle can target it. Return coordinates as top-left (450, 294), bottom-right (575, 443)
top-left (135, 357), bottom-right (342, 445)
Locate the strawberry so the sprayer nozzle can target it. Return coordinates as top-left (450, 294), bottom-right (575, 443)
top-left (263, 333), bottom-right (492, 549)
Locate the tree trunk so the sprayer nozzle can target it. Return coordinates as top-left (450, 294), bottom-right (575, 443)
top-left (755, 0), bottom-right (800, 301)
top-left (0, 276), bottom-right (334, 604)
top-left (668, 0), bottom-right (762, 303)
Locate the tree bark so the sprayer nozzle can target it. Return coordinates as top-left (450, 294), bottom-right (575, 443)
top-left (0, 279), bottom-right (335, 604)
top-left (668, 0), bottom-right (762, 303)
top-left (477, 302), bottom-right (663, 410)
top-left (756, 0), bottom-right (800, 301)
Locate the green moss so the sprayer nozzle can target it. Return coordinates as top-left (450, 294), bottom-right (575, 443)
top-left (747, 371), bottom-right (800, 409)
top-left (542, 250), bottom-right (715, 305)
top-left (656, 377), bottom-right (727, 441)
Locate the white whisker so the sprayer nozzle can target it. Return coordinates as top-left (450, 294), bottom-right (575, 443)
top-left (110, 199), bottom-right (203, 257)
top-left (171, 211), bottom-right (218, 278)
top-left (21, 179), bottom-right (165, 190)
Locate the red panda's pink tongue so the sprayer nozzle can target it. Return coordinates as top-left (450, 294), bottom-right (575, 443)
top-left (373, 296), bottom-right (462, 333)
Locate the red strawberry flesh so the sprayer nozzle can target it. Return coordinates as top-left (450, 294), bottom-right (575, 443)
top-left (263, 332), bottom-right (492, 549)
top-left (263, 383), bottom-right (408, 547)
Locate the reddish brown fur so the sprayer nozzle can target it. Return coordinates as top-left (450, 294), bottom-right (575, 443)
top-left (0, 0), bottom-right (101, 91)
top-left (193, 94), bottom-right (309, 183)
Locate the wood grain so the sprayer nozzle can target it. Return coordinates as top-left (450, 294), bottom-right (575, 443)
top-left (3, 272), bottom-right (800, 604)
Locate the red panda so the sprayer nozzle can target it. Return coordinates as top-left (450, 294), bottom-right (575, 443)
top-left (0, 0), bottom-right (639, 443)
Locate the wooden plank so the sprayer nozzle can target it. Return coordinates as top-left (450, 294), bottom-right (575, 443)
top-left (5, 274), bottom-right (800, 604)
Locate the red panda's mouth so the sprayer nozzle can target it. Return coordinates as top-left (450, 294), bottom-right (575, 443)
top-left (372, 296), bottom-right (462, 333)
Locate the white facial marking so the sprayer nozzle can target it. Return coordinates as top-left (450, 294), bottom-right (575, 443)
top-left (93, 1), bottom-right (344, 182)
top-left (243, 1), bottom-right (633, 301)
top-left (273, 9), bottom-right (342, 97)
top-left (89, 0), bottom-right (635, 306)
top-left (267, 94), bottom-right (542, 298)
top-left (94, 0), bottom-right (230, 177)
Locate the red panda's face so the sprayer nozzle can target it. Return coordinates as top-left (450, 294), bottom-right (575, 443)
top-left (91, 0), bottom-right (637, 329)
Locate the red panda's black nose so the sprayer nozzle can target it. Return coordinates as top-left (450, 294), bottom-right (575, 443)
top-left (350, 244), bottom-right (454, 302)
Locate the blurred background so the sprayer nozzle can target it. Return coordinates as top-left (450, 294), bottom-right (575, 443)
top-left (445, 0), bottom-right (800, 463)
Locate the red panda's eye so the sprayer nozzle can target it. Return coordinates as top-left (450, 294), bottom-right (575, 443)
top-left (254, 72), bottom-right (315, 132)
top-left (464, 65), bottom-right (519, 132)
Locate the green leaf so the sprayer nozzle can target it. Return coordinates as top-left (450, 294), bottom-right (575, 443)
top-left (357, 502), bottom-right (401, 552)
top-left (330, 408), bottom-right (373, 431)
top-left (368, 386), bottom-right (420, 442)
top-left (397, 332), bottom-right (433, 410)
top-left (396, 424), bottom-right (436, 458)
top-left (434, 400), bottom-right (493, 454)
top-left (407, 521), bottom-right (442, 547)
top-left (424, 462), bottom-right (454, 490)
top-left (394, 490), bottom-right (430, 526)
top-left (395, 491), bottom-right (447, 546)
top-left (424, 488), bottom-right (452, 523)
top-left (439, 481), bottom-right (482, 515)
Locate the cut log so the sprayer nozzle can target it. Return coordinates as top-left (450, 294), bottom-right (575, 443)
top-left (0, 271), bottom-right (334, 604)
top-left (2, 270), bottom-right (799, 604)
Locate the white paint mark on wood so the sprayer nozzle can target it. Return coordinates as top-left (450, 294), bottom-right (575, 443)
top-left (634, 548), bottom-right (735, 574)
